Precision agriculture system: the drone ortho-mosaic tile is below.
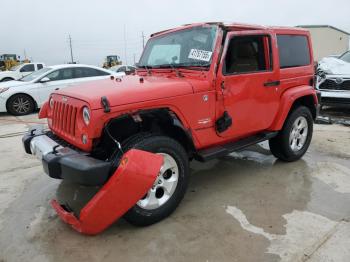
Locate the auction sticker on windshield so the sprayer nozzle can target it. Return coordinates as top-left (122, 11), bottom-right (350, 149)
top-left (188, 49), bottom-right (212, 62)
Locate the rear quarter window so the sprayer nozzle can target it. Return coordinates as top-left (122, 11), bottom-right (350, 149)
top-left (277, 35), bottom-right (311, 69)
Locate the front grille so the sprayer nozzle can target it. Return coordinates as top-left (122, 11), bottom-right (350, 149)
top-left (51, 100), bottom-right (78, 137)
top-left (320, 79), bottom-right (350, 91)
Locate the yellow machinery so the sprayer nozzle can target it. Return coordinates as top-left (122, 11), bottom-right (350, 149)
top-left (0, 54), bottom-right (30, 71)
top-left (102, 55), bottom-right (122, 69)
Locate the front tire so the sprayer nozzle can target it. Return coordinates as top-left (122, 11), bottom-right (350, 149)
top-left (269, 106), bottom-right (313, 162)
top-left (7, 94), bottom-right (35, 116)
top-left (1, 77), bottom-right (14, 82)
top-left (115, 134), bottom-right (189, 226)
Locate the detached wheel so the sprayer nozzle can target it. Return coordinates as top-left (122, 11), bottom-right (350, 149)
top-left (7, 94), bottom-right (35, 116)
top-left (269, 106), bottom-right (313, 162)
top-left (114, 134), bottom-right (189, 226)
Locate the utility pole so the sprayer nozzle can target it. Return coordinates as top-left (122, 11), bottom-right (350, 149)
top-left (68, 34), bottom-right (74, 64)
top-left (141, 31), bottom-right (145, 49)
top-left (23, 49), bottom-right (27, 60)
top-left (133, 53), bottom-right (136, 65)
top-left (123, 25), bottom-right (128, 64)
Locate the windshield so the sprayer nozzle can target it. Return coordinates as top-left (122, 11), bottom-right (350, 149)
top-left (340, 51), bottom-right (350, 63)
top-left (20, 67), bottom-right (52, 82)
top-left (10, 65), bottom-right (21, 71)
top-left (138, 25), bottom-right (218, 68)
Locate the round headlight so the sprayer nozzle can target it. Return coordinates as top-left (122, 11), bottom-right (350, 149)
top-left (49, 97), bottom-right (54, 109)
top-left (82, 106), bottom-right (90, 125)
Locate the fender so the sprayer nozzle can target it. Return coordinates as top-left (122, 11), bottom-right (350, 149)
top-left (51, 149), bottom-right (163, 235)
top-left (269, 85), bottom-right (318, 131)
top-left (38, 101), bottom-right (48, 119)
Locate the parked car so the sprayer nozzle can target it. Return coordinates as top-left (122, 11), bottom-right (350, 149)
top-left (109, 65), bottom-right (136, 75)
top-left (316, 50), bottom-right (350, 107)
top-left (23, 22), bottom-right (318, 235)
top-left (0, 64), bottom-right (124, 115)
top-left (0, 62), bottom-right (45, 82)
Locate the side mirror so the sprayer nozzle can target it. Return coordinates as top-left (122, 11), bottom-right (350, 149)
top-left (40, 77), bottom-right (50, 83)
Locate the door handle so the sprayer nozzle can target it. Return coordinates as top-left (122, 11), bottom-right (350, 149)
top-left (264, 80), bottom-right (280, 87)
top-left (55, 88), bottom-right (60, 90)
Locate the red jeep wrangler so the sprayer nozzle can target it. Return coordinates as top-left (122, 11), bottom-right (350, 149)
top-left (23, 22), bottom-right (318, 234)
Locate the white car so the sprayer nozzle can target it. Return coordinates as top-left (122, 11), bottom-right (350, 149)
top-left (109, 65), bottom-right (136, 75)
top-left (0, 63), bottom-right (45, 82)
top-left (0, 64), bottom-right (124, 115)
top-left (316, 51), bottom-right (350, 107)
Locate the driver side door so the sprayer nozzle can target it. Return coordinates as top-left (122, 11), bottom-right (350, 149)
top-left (215, 30), bottom-right (280, 139)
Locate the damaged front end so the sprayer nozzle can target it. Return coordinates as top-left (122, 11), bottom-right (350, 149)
top-left (22, 126), bottom-right (163, 235)
top-left (316, 57), bottom-right (350, 107)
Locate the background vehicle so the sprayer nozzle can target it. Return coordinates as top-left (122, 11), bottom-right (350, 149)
top-left (316, 50), bottom-right (350, 107)
top-left (0, 54), bottom-right (20, 71)
top-left (0, 62), bottom-right (45, 82)
top-left (109, 64), bottom-right (136, 75)
top-left (102, 55), bottom-right (122, 69)
top-left (0, 64), bottom-right (123, 115)
top-left (24, 22), bottom-right (318, 234)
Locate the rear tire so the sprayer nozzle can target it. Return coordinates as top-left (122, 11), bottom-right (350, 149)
top-left (114, 134), bottom-right (189, 226)
top-left (269, 106), bottom-right (313, 162)
top-left (7, 94), bottom-right (35, 116)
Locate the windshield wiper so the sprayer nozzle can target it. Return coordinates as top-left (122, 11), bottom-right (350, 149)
top-left (137, 65), bottom-right (152, 75)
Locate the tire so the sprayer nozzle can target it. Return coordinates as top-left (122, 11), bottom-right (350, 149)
top-left (7, 94), bottom-right (35, 116)
top-left (114, 134), bottom-right (189, 226)
top-left (269, 106), bottom-right (313, 162)
top-left (1, 77), bottom-right (14, 82)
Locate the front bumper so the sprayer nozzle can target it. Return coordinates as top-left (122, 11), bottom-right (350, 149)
top-left (22, 126), bottom-right (111, 186)
top-left (22, 125), bottom-right (164, 234)
top-left (319, 90), bottom-right (350, 107)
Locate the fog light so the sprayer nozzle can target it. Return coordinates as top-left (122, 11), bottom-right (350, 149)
top-left (82, 134), bottom-right (88, 144)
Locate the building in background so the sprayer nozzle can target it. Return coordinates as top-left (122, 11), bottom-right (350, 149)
top-left (297, 25), bottom-right (349, 61)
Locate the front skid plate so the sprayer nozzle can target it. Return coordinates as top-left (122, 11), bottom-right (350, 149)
top-left (51, 149), bottom-right (163, 235)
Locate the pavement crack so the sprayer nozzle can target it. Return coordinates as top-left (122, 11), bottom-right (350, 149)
top-left (302, 221), bottom-right (345, 261)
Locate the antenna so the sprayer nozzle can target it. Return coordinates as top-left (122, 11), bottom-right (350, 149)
top-left (68, 34), bottom-right (74, 63)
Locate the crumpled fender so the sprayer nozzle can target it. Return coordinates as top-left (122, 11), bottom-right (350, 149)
top-left (51, 149), bottom-right (163, 235)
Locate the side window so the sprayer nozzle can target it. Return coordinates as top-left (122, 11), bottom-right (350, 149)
top-left (117, 66), bottom-right (126, 72)
top-left (46, 68), bottom-right (74, 81)
top-left (224, 35), bottom-right (272, 74)
top-left (37, 64), bottom-right (43, 70)
top-left (20, 64), bottom-right (35, 72)
top-left (77, 68), bottom-right (110, 78)
top-left (127, 66), bottom-right (136, 74)
top-left (277, 35), bottom-right (310, 68)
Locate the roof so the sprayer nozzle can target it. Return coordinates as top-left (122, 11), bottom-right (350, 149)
top-left (151, 22), bottom-right (306, 37)
top-left (48, 64), bottom-right (105, 70)
top-left (297, 25), bottom-right (350, 35)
